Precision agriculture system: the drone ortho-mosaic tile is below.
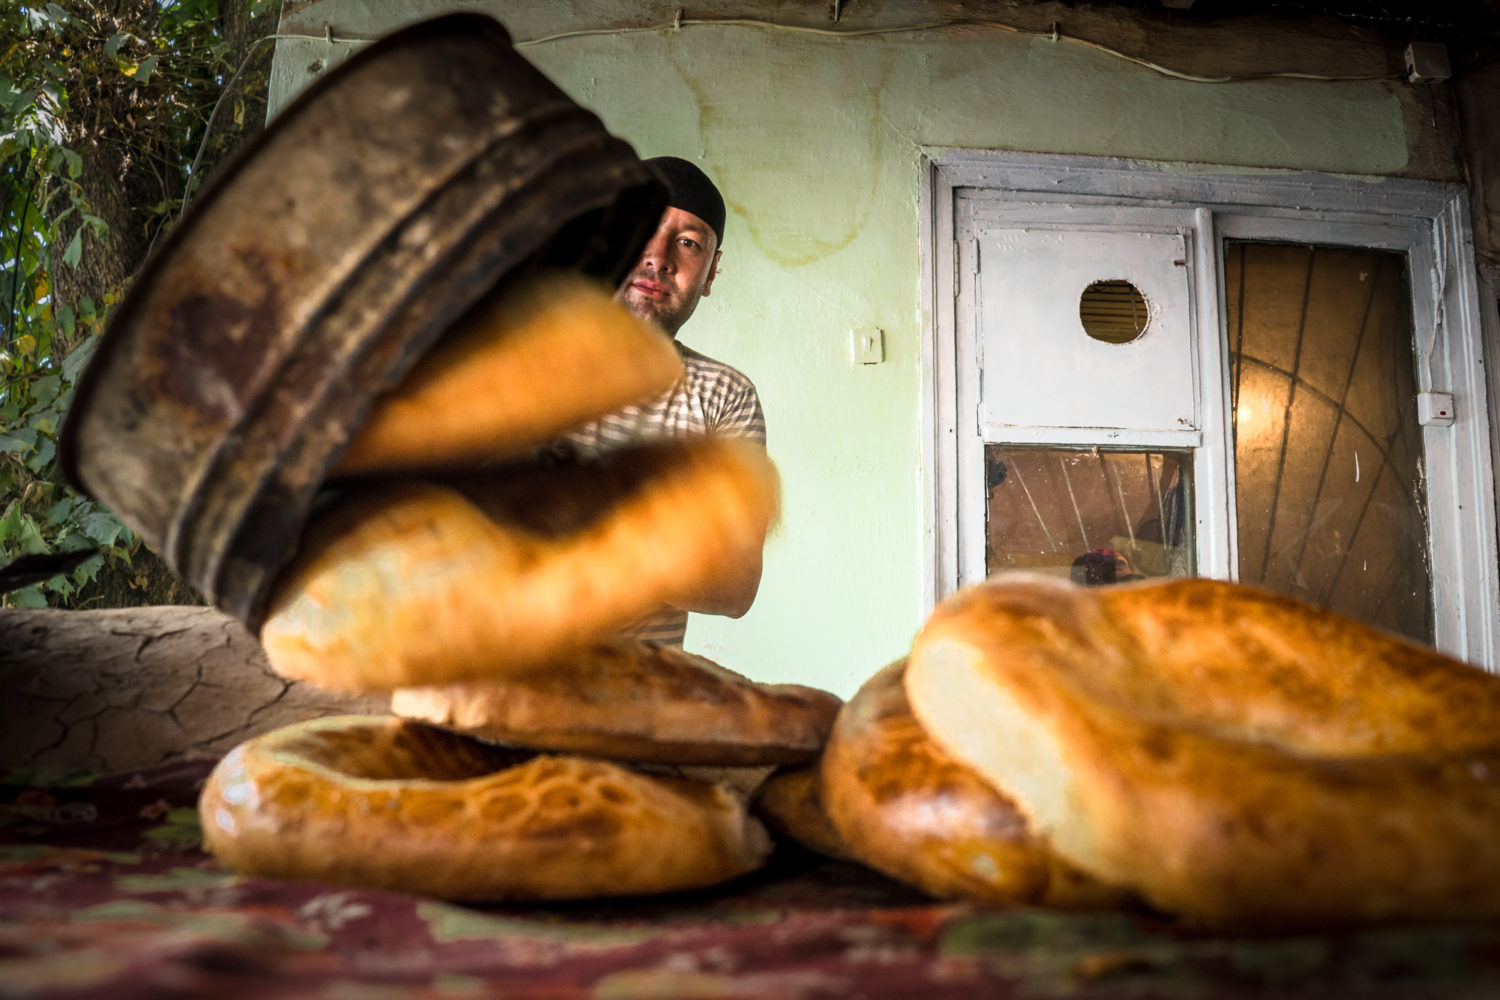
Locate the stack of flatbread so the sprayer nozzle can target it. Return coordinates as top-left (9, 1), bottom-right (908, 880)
top-left (200, 273), bottom-right (841, 900)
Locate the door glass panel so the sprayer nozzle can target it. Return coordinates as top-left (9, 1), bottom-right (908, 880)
top-left (1226, 241), bottom-right (1432, 643)
top-left (985, 447), bottom-right (1194, 584)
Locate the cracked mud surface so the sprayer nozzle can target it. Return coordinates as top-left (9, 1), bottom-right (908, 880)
top-left (1, 606), bottom-right (386, 773)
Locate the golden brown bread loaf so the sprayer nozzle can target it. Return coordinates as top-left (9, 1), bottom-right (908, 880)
top-left (198, 715), bottom-right (773, 901)
top-left (332, 273), bottom-right (682, 477)
top-left (392, 638), bottom-right (841, 765)
top-left (259, 437), bottom-right (779, 692)
top-left (905, 574), bottom-right (1500, 928)
top-left (822, 659), bottom-right (1134, 907)
top-left (749, 764), bottom-right (853, 861)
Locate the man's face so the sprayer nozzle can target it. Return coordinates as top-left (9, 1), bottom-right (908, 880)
top-left (616, 206), bottom-right (720, 337)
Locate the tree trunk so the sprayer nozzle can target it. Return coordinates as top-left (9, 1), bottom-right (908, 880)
top-left (1, 606), bottom-right (386, 774)
top-left (53, 0), bottom-right (278, 344)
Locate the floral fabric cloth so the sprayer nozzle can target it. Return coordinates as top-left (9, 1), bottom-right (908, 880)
top-left (5, 760), bottom-right (1500, 999)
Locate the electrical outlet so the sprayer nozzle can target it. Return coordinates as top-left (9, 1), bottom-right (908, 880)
top-left (851, 327), bottom-right (884, 364)
top-left (1417, 391), bottom-right (1455, 426)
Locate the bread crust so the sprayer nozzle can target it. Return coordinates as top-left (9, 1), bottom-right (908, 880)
top-left (905, 574), bottom-right (1500, 927)
top-left (260, 438), bottom-right (778, 692)
top-left (822, 659), bottom-right (1133, 907)
top-left (333, 273), bottom-right (682, 477)
top-left (392, 638), bottom-right (840, 765)
top-left (198, 715), bottom-right (772, 901)
top-left (750, 765), bottom-right (853, 861)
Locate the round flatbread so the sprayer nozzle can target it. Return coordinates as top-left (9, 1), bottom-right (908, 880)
top-left (199, 715), bottom-right (773, 901)
top-left (823, 659), bottom-right (1131, 907)
top-left (393, 638), bottom-right (840, 765)
top-left (906, 574), bottom-right (1500, 927)
top-left (749, 764), bottom-right (853, 861)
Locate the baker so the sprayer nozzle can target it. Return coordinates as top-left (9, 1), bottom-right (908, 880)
top-left (561, 156), bottom-right (769, 646)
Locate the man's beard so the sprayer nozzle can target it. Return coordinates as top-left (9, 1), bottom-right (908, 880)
top-left (619, 283), bottom-right (684, 336)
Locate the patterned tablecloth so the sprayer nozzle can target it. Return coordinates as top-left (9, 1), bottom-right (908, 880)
top-left (6, 759), bottom-right (1500, 999)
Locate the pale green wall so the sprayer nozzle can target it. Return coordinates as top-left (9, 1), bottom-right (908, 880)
top-left (269, 1), bottom-right (1411, 697)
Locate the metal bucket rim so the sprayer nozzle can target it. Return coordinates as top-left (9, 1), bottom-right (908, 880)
top-left (57, 11), bottom-right (516, 499)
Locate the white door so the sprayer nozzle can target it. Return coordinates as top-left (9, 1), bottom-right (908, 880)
top-left (926, 154), bottom-right (1498, 666)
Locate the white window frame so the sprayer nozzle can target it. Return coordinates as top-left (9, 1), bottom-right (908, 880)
top-left (920, 151), bottom-right (1499, 669)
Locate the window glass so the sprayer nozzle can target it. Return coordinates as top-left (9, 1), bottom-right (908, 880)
top-left (1226, 241), bottom-right (1432, 643)
top-left (985, 447), bottom-right (1194, 585)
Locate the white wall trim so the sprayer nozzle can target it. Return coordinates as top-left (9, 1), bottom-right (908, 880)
top-left (1432, 189), bottom-right (1500, 666)
top-left (1482, 273), bottom-right (1500, 667)
top-left (918, 155), bottom-right (953, 620)
top-left (1195, 206), bottom-right (1238, 581)
top-left (930, 151), bottom-right (1455, 220)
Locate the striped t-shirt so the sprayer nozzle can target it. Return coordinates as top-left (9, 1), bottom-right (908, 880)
top-left (561, 341), bottom-right (766, 646)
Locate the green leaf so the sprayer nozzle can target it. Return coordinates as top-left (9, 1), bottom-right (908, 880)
top-left (43, 497), bottom-right (74, 525)
top-left (135, 56), bottom-right (157, 86)
top-left (0, 78), bottom-right (27, 112)
top-left (79, 511), bottom-right (124, 547)
top-left (57, 146), bottom-right (81, 178)
top-left (33, 324), bottom-right (55, 362)
top-left (62, 336), bottom-right (97, 383)
top-left (57, 302), bottom-right (75, 339)
top-left (104, 32), bottom-right (131, 60)
top-left (61, 229), bottom-right (82, 268)
top-left (8, 585), bottom-right (47, 608)
top-left (5, 427), bottom-right (37, 450)
top-left (0, 435), bottom-right (28, 455)
top-left (24, 7), bottom-right (60, 32)
top-left (26, 437), bottom-right (56, 471)
top-left (72, 552), bottom-right (104, 585)
top-left (11, 513), bottom-right (47, 554)
top-left (32, 374), bottom-right (61, 408)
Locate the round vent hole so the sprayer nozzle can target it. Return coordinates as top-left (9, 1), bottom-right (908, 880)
top-left (1080, 279), bottom-right (1149, 344)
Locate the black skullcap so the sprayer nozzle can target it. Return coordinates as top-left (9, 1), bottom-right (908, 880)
top-left (645, 156), bottom-right (725, 248)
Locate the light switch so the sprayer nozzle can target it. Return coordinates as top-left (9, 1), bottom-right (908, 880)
top-left (1417, 392), bottom-right (1455, 427)
top-left (851, 327), bottom-right (884, 364)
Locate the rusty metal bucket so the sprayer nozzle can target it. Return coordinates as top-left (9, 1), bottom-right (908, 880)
top-left (59, 13), bottom-right (666, 628)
